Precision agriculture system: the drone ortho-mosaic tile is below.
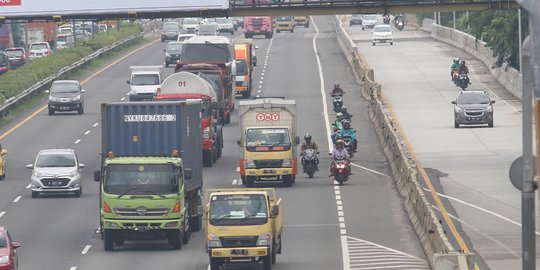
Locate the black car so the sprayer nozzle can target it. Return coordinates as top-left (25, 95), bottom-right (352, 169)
top-left (165, 42), bottom-right (183, 68)
top-left (46, 80), bottom-right (85, 115)
top-left (0, 52), bottom-right (10, 75)
top-left (350, 14), bottom-right (363, 26)
top-left (452, 90), bottom-right (495, 128)
top-left (5, 48), bottom-right (26, 69)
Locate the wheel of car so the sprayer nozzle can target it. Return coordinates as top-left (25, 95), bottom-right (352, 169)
top-left (454, 120), bottom-right (460, 129)
top-left (373, 43), bottom-right (375, 46)
top-left (390, 42), bottom-right (394, 45)
top-left (488, 120), bottom-right (494, 128)
top-left (74, 186), bottom-right (82, 197)
top-left (290, 28), bottom-right (294, 33)
top-left (78, 107), bottom-right (84, 115)
top-left (48, 108), bottom-right (54, 115)
top-left (349, 22), bottom-right (352, 26)
top-left (31, 191), bottom-right (39, 198)
top-left (362, 27), bottom-right (365, 30)
top-left (277, 30), bottom-right (280, 33)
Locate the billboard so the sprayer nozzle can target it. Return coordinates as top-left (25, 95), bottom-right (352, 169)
top-left (0, 0), bottom-right (229, 17)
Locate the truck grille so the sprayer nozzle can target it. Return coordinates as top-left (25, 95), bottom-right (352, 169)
top-left (41, 178), bottom-right (70, 187)
top-left (114, 208), bottom-right (169, 217)
top-left (220, 236), bottom-right (258, 247)
top-left (254, 159), bottom-right (283, 169)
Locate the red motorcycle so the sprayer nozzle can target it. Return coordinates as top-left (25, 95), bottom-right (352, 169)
top-left (330, 155), bottom-right (351, 185)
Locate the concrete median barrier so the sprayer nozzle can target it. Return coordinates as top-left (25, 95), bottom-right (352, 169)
top-left (330, 15), bottom-right (475, 270)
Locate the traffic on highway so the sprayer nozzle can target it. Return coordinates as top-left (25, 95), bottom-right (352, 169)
top-left (0, 7), bottom-right (529, 270)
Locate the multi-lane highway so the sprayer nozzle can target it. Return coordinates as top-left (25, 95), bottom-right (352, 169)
top-left (0, 17), bottom-right (429, 270)
top-left (346, 21), bottom-right (535, 269)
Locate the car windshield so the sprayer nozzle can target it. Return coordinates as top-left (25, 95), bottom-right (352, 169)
top-left (177, 36), bottom-right (192, 42)
top-left (246, 128), bottom-right (290, 146)
top-left (36, 153), bottom-right (76, 167)
top-left (209, 194), bottom-right (268, 226)
top-left (51, 82), bottom-right (79, 93)
top-left (163, 23), bottom-right (180, 32)
top-left (6, 50), bottom-right (23, 57)
top-left (236, 60), bottom-right (247, 76)
top-left (131, 74), bottom-right (160, 86)
top-left (59, 29), bottom-right (72, 34)
top-left (0, 234), bottom-right (6, 248)
top-left (182, 43), bottom-right (230, 62)
top-left (364, 15), bottom-right (377, 20)
top-left (217, 18), bottom-right (231, 24)
top-left (57, 36), bottom-right (68, 42)
top-left (276, 16), bottom-right (293, 21)
top-left (457, 93), bottom-right (491, 105)
top-left (103, 164), bottom-right (179, 195)
top-left (184, 18), bottom-right (199, 24)
top-left (30, 43), bottom-right (48, 50)
top-left (167, 43), bottom-right (183, 51)
top-left (374, 26), bottom-right (391, 32)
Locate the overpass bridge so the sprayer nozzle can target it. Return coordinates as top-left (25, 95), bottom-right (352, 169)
top-left (0, 0), bottom-right (519, 22)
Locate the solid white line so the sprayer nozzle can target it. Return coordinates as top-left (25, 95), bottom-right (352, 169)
top-left (75, 139), bottom-right (81, 144)
top-left (26, 184), bottom-right (31, 189)
top-left (236, 167), bottom-right (240, 172)
top-left (84, 130), bottom-right (91, 135)
top-left (0, 211), bottom-right (5, 218)
top-left (70, 267), bottom-right (77, 270)
top-left (422, 187), bottom-right (540, 235)
top-left (13, 196), bottom-right (21, 203)
top-left (81, 245), bottom-right (91, 255)
top-left (351, 162), bottom-right (389, 177)
top-left (93, 122), bottom-right (99, 127)
top-left (232, 179), bottom-right (238, 185)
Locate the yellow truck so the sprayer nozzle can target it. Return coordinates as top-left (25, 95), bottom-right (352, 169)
top-left (294, 16), bottom-right (310, 28)
top-left (274, 16), bottom-right (295, 33)
top-left (238, 98), bottom-right (299, 187)
top-left (205, 188), bottom-right (283, 270)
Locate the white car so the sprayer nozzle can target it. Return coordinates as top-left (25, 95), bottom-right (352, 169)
top-left (372, 24), bottom-right (393, 46)
top-left (28, 42), bottom-right (52, 59)
top-left (216, 18), bottom-right (235, 35)
top-left (177, 34), bottom-right (196, 43)
top-left (362, 14), bottom-right (378, 30)
top-left (182, 17), bottom-right (200, 34)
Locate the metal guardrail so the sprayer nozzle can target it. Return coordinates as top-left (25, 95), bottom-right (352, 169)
top-left (0, 33), bottom-right (144, 118)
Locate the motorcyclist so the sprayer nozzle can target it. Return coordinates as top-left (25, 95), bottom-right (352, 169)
top-left (458, 60), bottom-right (471, 85)
top-left (330, 83), bottom-right (345, 97)
top-left (331, 126), bottom-right (341, 145)
top-left (300, 133), bottom-right (319, 172)
top-left (341, 106), bottom-right (352, 120)
top-left (332, 112), bottom-right (344, 131)
top-left (383, 14), bottom-right (390, 24)
top-left (340, 120), bottom-right (357, 152)
top-left (330, 139), bottom-right (350, 177)
top-left (450, 58), bottom-right (460, 80)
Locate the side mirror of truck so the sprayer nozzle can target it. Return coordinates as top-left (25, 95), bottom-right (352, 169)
top-left (184, 168), bottom-right (192, 180)
top-left (237, 137), bottom-right (241, 146)
top-left (294, 136), bottom-right (300, 145)
top-left (126, 80), bottom-right (130, 85)
top-left (451, 101), bottom-right (456, 105)
top-left (93, 170), bottom-right (101, 182)
top-left (271, 205), bottom-right (280, 216)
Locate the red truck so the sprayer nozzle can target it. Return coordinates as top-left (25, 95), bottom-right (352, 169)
top-left (154, 72), bottom-right (223, 167)
top-left (243, 0), bottom-right (273, 38)
top-left (176, 63), bottom-right (234, 125)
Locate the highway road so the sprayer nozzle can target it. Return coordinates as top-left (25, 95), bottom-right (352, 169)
top-left (0, 17), bottom-right (428, 270)
top-left (346, 19), bottom-right (536, 269)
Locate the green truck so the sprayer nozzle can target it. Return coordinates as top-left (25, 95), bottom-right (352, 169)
top-left (94, 101), bottom-right (203, 251)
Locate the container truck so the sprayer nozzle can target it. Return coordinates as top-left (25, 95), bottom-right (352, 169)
top-left (234, 41), bottom-right (254, 98)
top-left (94, 101), bottom-right (203, 251)
top-left (237, 98), bottom-right (300, 187)
top-left (205, 188), bottom-right (283, 270)
top-left (25, 22), bottom-right (56, 46)
top-left (154, 72), bottom-right (224, 167)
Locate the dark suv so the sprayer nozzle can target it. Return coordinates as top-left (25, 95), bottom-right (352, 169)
top-left (5, 47), bottom-right (26, 69)
top-left (452, 90), bottom-right (495, 128)
top-left (46, 80), bottom-right (85, 115)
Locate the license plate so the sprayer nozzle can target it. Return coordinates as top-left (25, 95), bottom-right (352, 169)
top-left (61, 107), bottom-right (69, 110)
top-left (231, 249), bottom-right (248, 255)
top-left (263, 169), bottom-right (276, 174)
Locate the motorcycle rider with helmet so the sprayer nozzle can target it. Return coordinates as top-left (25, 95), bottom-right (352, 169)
top-left (340, 120), bottom-right (357, 153)
top-left (330, 82), bottom-right (345, 97)
top-left (450, 58), bottom-right (461, 80)
top-left (330, 139), bottom-right (350, 177)
top-left (459, 60), bottom-right (471, 85)
top-left (332, 112), bottom-right (344, 130)
top-left (300, 133), bottom-right (319, 172)
top-left (340, 106), bottom-right (352, 121)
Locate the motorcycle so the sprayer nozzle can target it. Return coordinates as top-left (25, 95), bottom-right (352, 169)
top-left (451, 70), bottom-right (460, 86)
top-left (332, 94), bottom-right (343, 113)
top-left (395, 19), bottom-right (404, 31)
top-left (383, 15), bottom-right (390, 24)
top-left (302, 149), bottom-right (319, 178)
top-left (331, 155), bottom-right (351, 185)
top-left (341, 134), bottom-right (355, 158)
top-left (458, 73), bottom-right (469, 90)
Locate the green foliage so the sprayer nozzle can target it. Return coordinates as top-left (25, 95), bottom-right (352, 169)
top-left (0, 24), bottom-right (142, 105)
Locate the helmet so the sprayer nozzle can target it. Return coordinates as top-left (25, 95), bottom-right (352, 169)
top-left (341, 106), bottom-right (348, 113)
top-left (453, 58), bottom-right (459, 63)
top-left (336, 139), bottom-right (345, 148)
top-left (460, 60), bottom-right (465, 65)
top-left (336, 112), bottom-right (343, 119)
top-left (342, 120), bottom-right (351, 129)
top-left (333, 82), bottom-right (340, 89)
top-left (304, 133), bottom-right (312, 141)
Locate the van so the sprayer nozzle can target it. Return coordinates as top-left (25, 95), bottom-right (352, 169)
top-left (275, 16), bottom-right (295, 33)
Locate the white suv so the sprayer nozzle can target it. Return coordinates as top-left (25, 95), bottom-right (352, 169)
top-left (372, 24), bottom-right (393, 46)
top-left (27, 149), bottom-right (85, 198)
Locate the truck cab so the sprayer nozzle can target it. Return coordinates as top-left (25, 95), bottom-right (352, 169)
top-left (275, 16), bottom-right (295, 33)
top-left (244, 16), bottom-right (273, 39)
top-left (127, 66), bottom-right (163, 101)
top-left (205, 188), bottom-right (282, 270)
top-left (234, 42), bottom-right (254, 98)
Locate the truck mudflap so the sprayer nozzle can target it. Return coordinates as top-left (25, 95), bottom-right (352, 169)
top-left (244, 168), bottom-right (294, 177)
top-left (102, 218), bottom-right (183, 230)
top-left (210, 246), bottom-right (269, 258)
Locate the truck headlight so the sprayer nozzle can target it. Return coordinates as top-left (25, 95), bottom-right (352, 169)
top-left (203, 127), bottom-right (211, 139)
top-left (245, 158), bottom-right (256, 169)
top-left (282, 158), bottom-right (292, 167)
top-left (0, 255), bottom-right (8, 265)
top-left (257, 233), bottom-right (272, 246)
top-left (208, 234), bottom-right (222, 247)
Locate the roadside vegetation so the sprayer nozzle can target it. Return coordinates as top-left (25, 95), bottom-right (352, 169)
top-left (0, 23), bottom-right (142, 104)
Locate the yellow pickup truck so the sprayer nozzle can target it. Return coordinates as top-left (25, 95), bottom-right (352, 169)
top-left (205, 188), bottom-right (283, 270)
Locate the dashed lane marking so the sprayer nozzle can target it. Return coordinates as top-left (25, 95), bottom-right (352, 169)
top-left (13, 196), bottom-right (21, 203)
top-left (26, 184), bottom-right (31, 189)
top-left (121, 97), bottom-right (126, 101)
top-left (236, 167), bottom-right (240, 172)
top-left (93, 122), bottom-right (99, 127)
top-left (0, 211), bottom-right (5, 218)
top-left (70, 267), bottom-right (77, 270)
top-left (81, 245), bottom-right (91, 255)
top-left (232, 179), bottom-right (238, 185)
top-left (84, 130), bottom-right (91, 135)
top-left (75, 139), bottom-right (81, 144)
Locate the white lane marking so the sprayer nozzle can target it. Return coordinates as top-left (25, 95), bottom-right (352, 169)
top-left (126, 92), bottom-right (130, 96)
top-left (121, 97), bottom-right (126, 101)
top-left (422, 187), bottom-right (540, 235)
top-left (207, 265), bottom-right (211, 270)
top-left (341, 229), bottom-right (347, 235)
top-left (232, 179), bottom-right (238, 185)
top-left (81, 245), bottom-right (91, 255)
top-left (236, 167), bottom-right (240, 172)
top-left (431, 205), bottom-right (520, 258)
top-left (335, 190), bottom-right (341, 195)
top-left (93, 122), bottom-right (99, 127)
top-left (336, 195), bottom-right (342, 200)
top-left (259, 80), bottom-right (263, 84)
top-left (351, 162), bottom-right (389, 177)
top-left (75, 139), bottom-right (81, 144)
top-left (284, 223), bottom-right (339, 227)
top-left (256, 95), bottom-right (260, 98)
top-left (339, 217), bottom-right (345, 222)
top-left (337, 205), bottom-right (343, 211)
top-left (26, 184), bottom-right (31, 189)
top-left (0, 211), bottom-right (5, 218)
top-left (338, 211), bottom-right (344, 217)
top-left (13, 196), bottom-right (21, 203)
top-left (70, 267), bottom-right (77, 270)
top-left (84, 130), bottom-right (91, 135)
top-left (258, 85), bottom-right (262, 88)
top-left (313, 16), bottom-right (350, 270)
top-left (262, 72), bottom-right (265, 76)
top-left (258, 90), bottom-right (261, 93)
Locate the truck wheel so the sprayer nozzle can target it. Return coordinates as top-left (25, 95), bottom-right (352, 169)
top-left (305, 23), bottom-right (309, 28)
top-left (182, 213), bottom-right (190, 244)
top-left (290, 28), bottom-right (294, 33)
top-left (168, 230), bottom-right (183, 250)
top-left (114, 233), bottom-right (125, 246)
top-left (283, 175), bottom-right (293, 187)
top-left (212, 148), bottom-right (218, 164)
top-left (276, 29), bottom-right (280, 33)
top-left (246, 176), bottom-right (255, 188)
top-left (242, 90), bottom-right (250, 98)
top-left (190, 195), bottom-right (203, 232)
top-left (209, 258), bottom-right (222, 270)
top-left (262, 253), bottom-right (272, 270)
top-left (103, 230), bottom-right (115, 251)
top-left (203, 151), bottom-right (213, 167)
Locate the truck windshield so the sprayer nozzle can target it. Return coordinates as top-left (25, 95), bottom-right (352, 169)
top-left (131, 74), bottom-right (160, 86)
top-left (276, 16), bottom-right (293, 21)
top-left (236, 60), bottom-right (247, 76)
top-left (246, 128), bottom-right (290, 147)
top-left (182, 43), bottom-right (230, 63)
top-left (103, 164), bottom-right (179, 195)
top-left (209, 194), bottom-right (268, 226)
